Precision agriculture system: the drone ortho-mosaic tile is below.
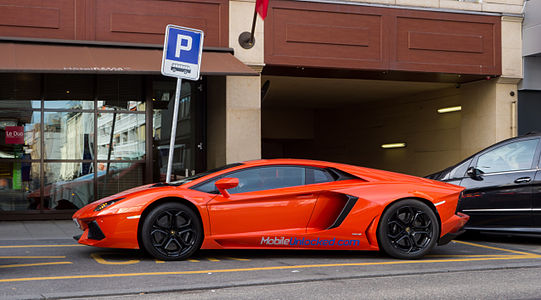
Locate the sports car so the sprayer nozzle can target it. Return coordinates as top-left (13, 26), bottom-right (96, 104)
top-left (72, 159), bottom-right (469, 260)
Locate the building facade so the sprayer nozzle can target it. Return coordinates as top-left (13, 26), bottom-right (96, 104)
top-left (0, 0), bottom-right (524, 220)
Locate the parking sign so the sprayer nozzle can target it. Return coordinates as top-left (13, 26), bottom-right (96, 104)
top-left (161, 25), bottom-right (204, 80)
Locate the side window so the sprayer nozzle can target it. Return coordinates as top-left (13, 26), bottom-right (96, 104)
top-left (306, 168), bottom-right (334, 184)
top-left (476, 139), bottom-right (539, 174)
top-left (442, 159), bottom-right (472, 180)
top-left (228, 166), bottom-right (306, 194)
top-left (194, 177), bottom-right (221, 194)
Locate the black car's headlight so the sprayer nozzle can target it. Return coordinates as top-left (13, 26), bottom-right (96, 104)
top-left (94, 198), bottom-right (125, 211)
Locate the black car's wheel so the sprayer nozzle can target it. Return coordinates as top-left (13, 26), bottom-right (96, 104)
top-left (377, 199), bottom-right (439, 259)
top-left (141, 202), bottom-right (202, 261)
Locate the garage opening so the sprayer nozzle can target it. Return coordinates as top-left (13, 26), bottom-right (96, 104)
top-left (261, 75), bottom-right (491, 177)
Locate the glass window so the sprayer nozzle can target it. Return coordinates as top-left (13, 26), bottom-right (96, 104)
top-left (309, 168), bottom-right (334, 184)
top-left (44, 112), bottom-right (94, 160)
top-left (229, 166), bottom-right (306, 194)
top-left (0, 161), bottom-right (40, 211)
top-left (152, 80), bottom-right (195, 181)
top-left (0, 74), bottom-right (41, 100)
top-left (442, 159), bottom-right (472, 180)
top-left (476, 139), bottom-right (539, 174)
top-left (44, 100), bottom-right (94, 110)
top-left (97, 113), bottom-right (145, 160)
top-left (97, 162), bottom-right (144, 200)
top-left (194, 166), bottom-right (307, 195)
top-left (44, 162), bottom-right (94, 209)
top-left (97, 75), bottom-right (144, 111)
top-left (0, 111), bottom-right (41, 159)
top-left (44, 74), bottom-right (94, 101)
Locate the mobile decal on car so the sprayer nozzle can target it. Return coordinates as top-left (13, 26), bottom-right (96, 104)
top-left (260, 236), bottom-right (360, 247)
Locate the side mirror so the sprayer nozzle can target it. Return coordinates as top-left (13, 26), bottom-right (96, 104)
top-left (215, 177), bottom-right (239, 198)
top-left (466, 167), bottom-right (484, 181)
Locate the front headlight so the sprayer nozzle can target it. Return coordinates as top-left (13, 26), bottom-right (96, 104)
top-left (94, 198), bottom-right (125, 211)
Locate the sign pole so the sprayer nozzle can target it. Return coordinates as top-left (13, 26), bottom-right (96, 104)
top-left (161, 24), bottom-right (203, 183)
top-left (166, 78), bottom-right (182, 183)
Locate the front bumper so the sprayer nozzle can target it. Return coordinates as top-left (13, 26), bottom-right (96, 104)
top-left (73, 214), bottom-right (141, 249)
top-left (438, 212), bottom-right (469, 246)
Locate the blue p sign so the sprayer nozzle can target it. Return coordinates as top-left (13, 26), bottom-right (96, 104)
top-left (162, 25), bottom-right (204, 80)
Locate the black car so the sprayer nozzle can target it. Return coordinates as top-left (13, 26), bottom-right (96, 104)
top-left (427, 132), bottom-right (541, 235)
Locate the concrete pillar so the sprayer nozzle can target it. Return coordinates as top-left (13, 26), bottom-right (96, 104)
top-left (206, 75), bottom-right (261, 168)
top-left (225, 75), bottom-right (261, 164)
top-left (459, 15), bottom-right (522, 158)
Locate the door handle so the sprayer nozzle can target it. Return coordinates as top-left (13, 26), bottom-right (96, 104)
top-left (514, 177), bottom-right (531, 184)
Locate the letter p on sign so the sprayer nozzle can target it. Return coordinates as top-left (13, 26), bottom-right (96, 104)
top-left (175, 34), bottom-right (193, 58)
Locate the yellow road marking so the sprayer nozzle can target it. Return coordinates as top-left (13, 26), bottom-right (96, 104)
top-left (1, 254), bottom-right (540, 283)
top-left (452, 240), bottom-right (535, 256)
top-left (188, 259), bottom-right (200, 262)
top-left (206, 257), bottom-right (220, 262)
top-left (0, 256), bottom-right (66, 259)
top-left (223, 257), bottom-right (251, 261)
top-left (0, 262), bottom-right (72, 269)
top-left (0, 245), bottom-right (83, 249)
top-left (90, 253), bottom-right (140, 265)
top-left (155, 260), bottom-right (165, 264)
top-left (427, 255), bottom-right (512, 258)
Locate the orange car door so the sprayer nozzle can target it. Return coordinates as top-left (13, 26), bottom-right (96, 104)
top-left (207, 166), bottom-right (323, 236)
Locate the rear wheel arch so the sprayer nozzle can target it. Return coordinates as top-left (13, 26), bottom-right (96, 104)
top-left (137, 197), bottom-right (204, 251)
top-left (376, 197), bottom-right (441, 259)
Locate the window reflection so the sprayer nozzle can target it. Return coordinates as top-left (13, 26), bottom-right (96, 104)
top-left (44, 100), bottom-right (94, 110)
top-left (97, 162), bottom-right (144, 199)
top-left (476, 139), bottom-right (539, 173)
top-left (0, 111), bottom-right (41, 159)
top-left (97, 113), bottom-right (145, 160)
top-left (0, 161), bottom-right (40, 211)
top-left (44, 112), bottom-right (94, 160)
top-left (152, 80), bottom-right (194, 181)
top-left (43, 162), bottom-right (94, 210)
top-left (97, 75), bottom-right (144, 111)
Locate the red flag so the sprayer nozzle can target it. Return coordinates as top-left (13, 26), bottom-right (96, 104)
top-left (256, 0), bottom-right (269, 20)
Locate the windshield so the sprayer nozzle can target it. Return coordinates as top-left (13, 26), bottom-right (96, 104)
top-left (169, 163), bottom-right (244, 186)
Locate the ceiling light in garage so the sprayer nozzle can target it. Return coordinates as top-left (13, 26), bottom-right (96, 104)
top-left (437, 106), bottom-right (462, 113)
top-left (381, 143), bottom-right (406, 149)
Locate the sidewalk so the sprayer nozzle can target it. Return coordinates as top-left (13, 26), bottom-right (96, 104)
top-left (0, 220), bottom-right (80, 241)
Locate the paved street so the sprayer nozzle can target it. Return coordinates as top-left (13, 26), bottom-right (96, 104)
top-left (2, 221), bottom-right (541, 299)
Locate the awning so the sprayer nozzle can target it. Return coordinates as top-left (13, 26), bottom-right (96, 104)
top-left (0, 42), bottom-right (258, 76)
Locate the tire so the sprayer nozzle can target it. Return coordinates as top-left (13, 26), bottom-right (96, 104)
top-left (377, 199), bottom-right (439, 259)
top-left (140, 202), bottom-right (203, 261)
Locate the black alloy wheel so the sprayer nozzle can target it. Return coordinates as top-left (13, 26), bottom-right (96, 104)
top-left (141, 202), bottom-right (202, 260)
top-left (377, 199), bottom-right (439, 259)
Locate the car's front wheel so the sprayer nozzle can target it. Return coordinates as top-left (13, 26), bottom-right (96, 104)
top-left (141, 202), bottom-right (202, 261)
top-left (377, 199), bottom-right (439, 259)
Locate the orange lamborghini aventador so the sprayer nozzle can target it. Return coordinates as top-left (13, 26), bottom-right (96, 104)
top-left (72, 159), bottom-right (469, 260)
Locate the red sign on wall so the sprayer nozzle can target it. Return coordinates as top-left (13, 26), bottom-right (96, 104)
top-left (5, 126), bottom-right (24, 144)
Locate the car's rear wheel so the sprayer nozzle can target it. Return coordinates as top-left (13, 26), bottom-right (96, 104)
top-left (377, 199), bottom-right (439, 259)
top-left (141, 202), bottom-right (202, 261)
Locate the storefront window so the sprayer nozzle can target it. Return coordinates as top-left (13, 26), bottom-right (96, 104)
top-left (97, 75), bottom-right (145, 111)
top-left (44, 100), bottom-right (94, 110)
top-left (97, 113), bottom-right (145, 160)
top-left (0, 73), bottom-right (206, 218)
top-left (0, 111), bottom-right (41, 159)
top-left (152, 79), bottom-right (203, 181)
top-left (97, 162), bottom-right (144, 199)
top-left (43, 112), bottom-right (94, 160)
top-left (43, 162), bottom-right (94, 209)
top-left (0, 161), bottom-right (40, 211)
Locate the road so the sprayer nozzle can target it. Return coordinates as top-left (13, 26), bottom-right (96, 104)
top-left (2, 233), bottom-right (541, 299)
